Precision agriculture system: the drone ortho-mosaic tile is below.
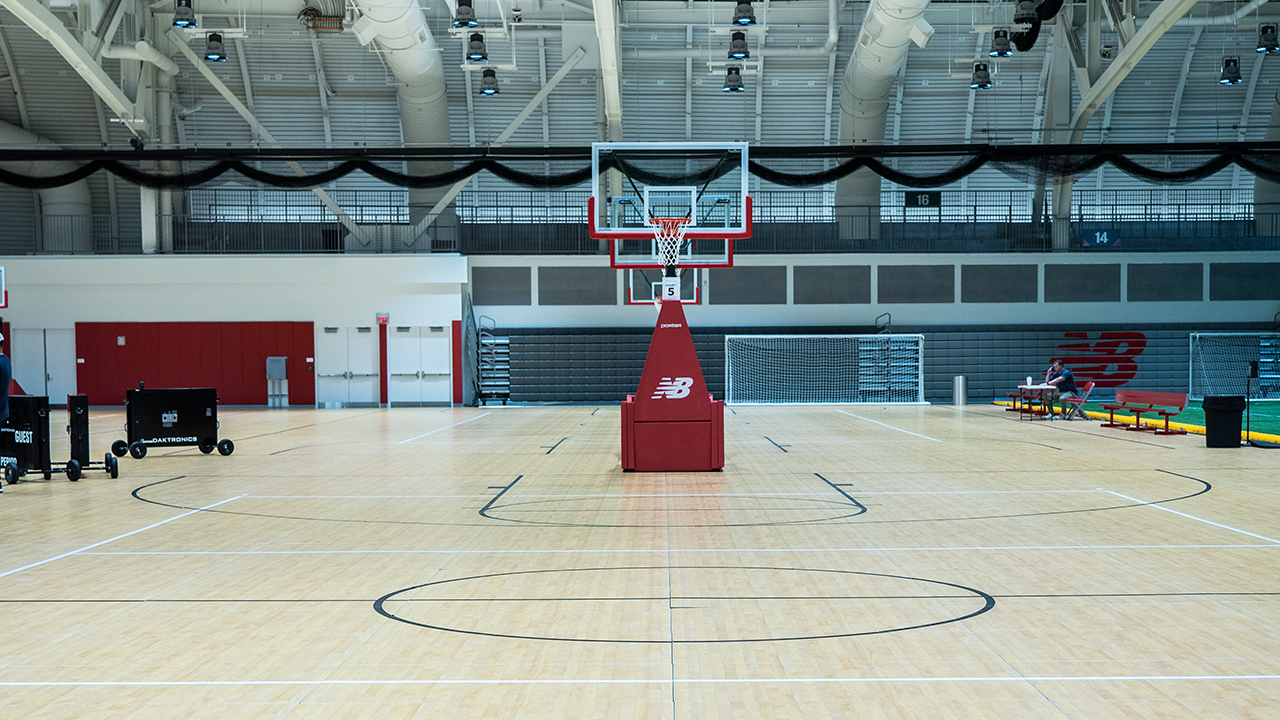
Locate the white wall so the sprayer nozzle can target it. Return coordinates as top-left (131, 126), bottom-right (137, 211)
top-left (469, 252), bottom-right (1280, 328)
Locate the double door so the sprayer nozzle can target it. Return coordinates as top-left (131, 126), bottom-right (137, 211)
top-left (388, 326), bottom-right (451, 406)
top-left (12, 329), bottom-right (76, 402)
top-left (315, 326), bottom-right (380, 408)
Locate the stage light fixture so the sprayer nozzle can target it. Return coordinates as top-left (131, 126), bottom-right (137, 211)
top-left (173, 0), bottom-right (196, 28)
top-left (989, 29), bottom-right (1012, 57)
top-left (1259, 25), bottom-right (1279, 53)
top-left (468, 33), bottom-right (488, 61)
top-left (204, 32), bottom-right (227, 62)
top-left (453, 0), bottom-right (478, 28)
top-left (970, 62), bottom-right (992, 89)
top-left (722, 66), bottom-right (745, 93)
top-left (480, 68), bottom-right (500, 95)
top-left (728, 31), bottom-right (749, 60)
top-left (1013, 0), bottom-right (1037, 24)
top-left (733, 2), bottom-right (756, 26)
top-left (1220, 57), bottom-right (1242, 85)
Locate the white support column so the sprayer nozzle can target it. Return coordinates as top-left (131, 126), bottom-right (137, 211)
top-left (592, 0), bottom-right (623, 140)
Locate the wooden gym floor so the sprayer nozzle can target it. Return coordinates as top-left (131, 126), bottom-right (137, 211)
top-left (2, 403), bottom-right (1280, 718)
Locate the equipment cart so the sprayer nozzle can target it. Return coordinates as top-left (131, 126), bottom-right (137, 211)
top-left (2, 395), bottom-right (53, 484)
top-left (110, 387), bottom-right (234, 459)
top-left (64, 394), bottom-right (119, 481)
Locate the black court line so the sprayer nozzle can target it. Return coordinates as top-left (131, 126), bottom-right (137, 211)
top-left (815, 473), bottom-right (867, 512)
top-left (269, 446), bottom-right (307, 456)
top-left (591, 408), bottom-right (600, 416)
top-left (1039, 423), bottom-right (1179, 449)
top-left (763, 436), bottom-right (790, 453)
top-left (479, 476), bottom-right (524, 519)
top-left (542, 438), bottom-right (568, 455)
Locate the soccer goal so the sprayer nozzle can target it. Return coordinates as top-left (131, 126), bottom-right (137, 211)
top-left (1189, 332), bottom-right (1280, 400)
top-left (724, 335), bottom-right (925, 405)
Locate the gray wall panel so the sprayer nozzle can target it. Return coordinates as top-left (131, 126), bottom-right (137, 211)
top-left (473, 266), bottom-right (531, 306)
top-left (1128, 263), bottom-right (1202, 302)
top-left (961, 265), bottom-right (1037, 303)
top-left (539, 267), bottom-right (616, 306)
top-left (1045, 264), bottom-right (1120, 302)
top-left (710, 266), bottom-right (787, 304)
top-left (1210, 263), bottom-right (1280, 301)
top-left (794, 265), bottom-right (871, 304)
top-left (879, 265), bottom-right (954, 304)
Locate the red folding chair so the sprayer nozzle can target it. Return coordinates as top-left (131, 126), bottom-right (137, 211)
top-left (1063, 381), bottom-right (1095, 420)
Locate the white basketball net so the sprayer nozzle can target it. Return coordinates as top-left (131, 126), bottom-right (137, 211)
top-left (650, 217), bottom-right (691, 268)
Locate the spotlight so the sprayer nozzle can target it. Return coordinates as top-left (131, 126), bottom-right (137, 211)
top-left (1013, 0), bottom-right (1037, 25)
top-left (467, 33), bottom-right (488, 61)
top-left (204, 32), bottom-right (226, 62)
top-left (1259, 25), bottom-right (1279, 54)
top-left (728, 31), bottom-right (749, 60)
top-left (970, 62), bottom-right (992, 89)
top-left (989, 29), bottom-right (1012, 57)
top-left (1220, 57), bottom-right (1242, 85)
top-left (480, 68), bottom-right (500, 95)
top-left (173, 0), bottom-right (196, 28)
top-left (453, 0), bottom-right (478, 28)
top-left (722, 66), bottom-right (745, 93)
top-left (732, 2), bottom-right (756, 26)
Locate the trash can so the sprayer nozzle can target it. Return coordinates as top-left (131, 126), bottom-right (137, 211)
top-left (952, 376), bottom-right (968, 406)
top-left (1202, 395), bottom-right (1246, 448)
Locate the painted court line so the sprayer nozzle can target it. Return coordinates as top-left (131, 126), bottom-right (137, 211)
top-left (241, 490), bottom-right (1096, 499)
top-left (1104, 490), bottom-right (1280, 545)
top-left (0, 495), bottom-right (245, 579)
top-left (77, 543), bottom-right (1280, 557)
top-left (396, 413), bottom-right (490, 445)
top-left (836, 410), bottom-right (941, 442)
top-left (0, 675), bottom-right (1278, 687)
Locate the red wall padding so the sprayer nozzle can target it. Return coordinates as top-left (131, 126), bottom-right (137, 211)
top-left (76, 322), bottom-right (315, 406)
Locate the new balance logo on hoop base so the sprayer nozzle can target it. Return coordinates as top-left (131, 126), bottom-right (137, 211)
top-left (652, 377), bottom-right (694, 399)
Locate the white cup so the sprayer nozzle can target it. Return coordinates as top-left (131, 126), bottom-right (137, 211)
top-left (1026, 376), bottom-right (1032, 386)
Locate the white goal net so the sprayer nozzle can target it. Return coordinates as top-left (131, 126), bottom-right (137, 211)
top-left (1189, 332), bottom-right (1280, 400)
top-left (725, 334), bottom-right (925, 404)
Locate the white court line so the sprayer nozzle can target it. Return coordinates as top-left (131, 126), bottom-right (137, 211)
top-left (242, 490), bottom-right (1098, 499)
top-left (1104, 490), bottom-right (1280, 545)
top-left (836, 410), bottom-right (941, 442)
top-left (0, 495), bottom-right (245, 579)
top-left (78, 544), bottom-right (1280, 556)
top-left (0, 675), bottom-right (1278, 687)
top-left (396, 413), bottom-right (490, 444)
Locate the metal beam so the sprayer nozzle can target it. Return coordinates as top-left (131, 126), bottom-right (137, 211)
top-left (1100, 0), bottom-right (1135, 47)
top-left (310, 37), bottom-right (334, 147)
top-left (1062, 15), bottom-right (1092, 96)
top-left (592, 0), bottom-right (623, 140)
top-left (1165, 26), bottom-right (1201, 144)
top-left (167, 29), bottom-right (362, 238)
top-left (1233, 53), bottom-right (1266, 190)
top-left (0, 28), bottom-right (30, 131)
top-left (87, 0), bottom-right (126, 59)
top-left (0, 0), bottom-right (143, 135)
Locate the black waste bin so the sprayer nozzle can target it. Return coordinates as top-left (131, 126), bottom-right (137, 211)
top-left (1203, 395), bottom-right (1246, 448)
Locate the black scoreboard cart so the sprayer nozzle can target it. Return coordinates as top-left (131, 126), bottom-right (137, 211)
top-left (111, 387), bottom-right (234, 459)
top-left (65, 394), bottom-right (119, 481)
top-left (2, 395), bottom-right (53, 484)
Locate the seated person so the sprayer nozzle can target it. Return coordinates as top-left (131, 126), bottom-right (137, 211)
top-left (1045, 358), bottom-right (1078, 419)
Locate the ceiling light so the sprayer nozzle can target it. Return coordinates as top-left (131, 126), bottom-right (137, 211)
top-left (1259, 25), bottom-right (1279, 54)
top-left (480, 68), bottom-right (500, 96)
top-left (728, 31), bottom-right (749, 60)
top-left (467, 33), bottom-right (488, 62)
top-left (173, 0), bottom-right (196, 28)
top-left (732, 2), bottom-right (756, 26)
top-left (970, 62), bottom-right (992, 89)
top-left (1220, 57), bottom-right (1242, 85)
top-left (722, 66), bottom-right (745, 93)
top-left (1013, 0), bottom-right (1037, 25)
top-left (453, 0), bottom-right (478, 28)
top-left (989, 29), bottom-right (1012, 57)
top-left (204, 32), bottom-right (226, 62)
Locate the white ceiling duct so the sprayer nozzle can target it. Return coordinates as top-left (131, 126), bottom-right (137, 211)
top-left (352, 0), bottom-right (453, 226)
top-left (0, 120), bottom-right (93, 253)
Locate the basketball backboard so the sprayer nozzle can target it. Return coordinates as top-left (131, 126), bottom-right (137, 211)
top-left (588, 142), bottom-right (751, 269)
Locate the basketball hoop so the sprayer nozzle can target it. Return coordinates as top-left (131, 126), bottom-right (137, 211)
top-left (649, 216), bottom-right (691, 269)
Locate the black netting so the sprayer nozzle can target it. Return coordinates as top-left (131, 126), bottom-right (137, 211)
top-left (2, 143), bottom-right (1280, 190)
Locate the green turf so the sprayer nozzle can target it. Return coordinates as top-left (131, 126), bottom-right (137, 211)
top-left (1071, 399), bottom-right (1280, 437)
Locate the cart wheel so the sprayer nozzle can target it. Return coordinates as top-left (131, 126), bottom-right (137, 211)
top-left (111, 439), bottom-right (129, 457)
top-left (199, 443), bottom-right (214, 454)
top-left (129, 441), bottom-right (147, 459)
top-left (107, 455), bottom-right (119, 479)
top-left (217, 439), bottom-right (235, 456)
top-left (4, 465), bottom-right (15, 484)
top-left (66, 459), bottom-right (81, 482)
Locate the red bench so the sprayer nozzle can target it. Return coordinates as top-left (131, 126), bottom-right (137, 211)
top-left (1099, 389), bottom-right (1188, 435)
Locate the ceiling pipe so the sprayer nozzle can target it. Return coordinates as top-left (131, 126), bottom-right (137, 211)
top-left (835, 0), bottom-right (933, 237)
top-left (1178, 0), bottom-right (1270, 25)
top-left (100, 40), bottom-right (180, 76)
top-left (351, 0), bottom-right (454, 232)
top-left (0, 120), bottom-right (94, 253)
top-left (625, 0), bottom-right (839, 58)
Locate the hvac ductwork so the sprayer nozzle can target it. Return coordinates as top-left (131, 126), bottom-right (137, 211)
top-left (835, 0), bottom-right (933, 238)
top-left (352, 0), bottom-right (454, 232)
top-left (0, 120), bottom-right (93, 253)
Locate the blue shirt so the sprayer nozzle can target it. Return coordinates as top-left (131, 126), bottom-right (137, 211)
top-left (1051, 367), bottom-right (1078, 395)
